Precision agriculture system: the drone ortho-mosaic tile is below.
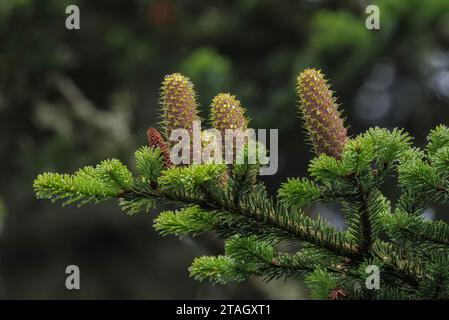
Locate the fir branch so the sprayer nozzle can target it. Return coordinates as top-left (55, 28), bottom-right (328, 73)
top-left (189, 256), bottom-right (248, 284)
top-left (278, 178), bottom-right (321, 209)
top-left (372, 241), bottom-right (423, 288)
top-left (398, 158), bottom-right (449, 204)
top-left (154, 205), bottom-right (221, 237)
top-left (426, 125), bottom-right (449, 155)
top-left (135, 146), bottom-right (164, 183)
top-left (33, 159), bottom-right (132, 207)
top-left (385, 211), bottom-right (449, 250)
top-left (145, 178), bottom-right (359, 257)
top-left (304, 268), bottom-right (339, 300)
top-left (33, 70), bottom-right (449, 300)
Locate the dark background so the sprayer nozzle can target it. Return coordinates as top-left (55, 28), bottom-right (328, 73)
top-left (1, 0), bottom-right (449, 299)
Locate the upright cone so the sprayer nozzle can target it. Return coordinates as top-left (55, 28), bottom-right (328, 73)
top-left (210, 93), bottom-right (249, 163)
top-left (160, 73), bottom-right (201, 165)
top-left (160, 73), bottom-right (200, 137)
top-left (210, 93), bottom-right (248, 133)
top-left (297, 69), bottom-right (347, 159)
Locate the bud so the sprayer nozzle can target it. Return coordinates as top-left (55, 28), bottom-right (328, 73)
top-left (147, 127), bottom-right (172, 168)
top-left (297, 69), bottom-right (347, 159)
top-left (160, 73), bottom-right (200, 137)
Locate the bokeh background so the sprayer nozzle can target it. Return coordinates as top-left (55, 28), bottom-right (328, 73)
top-left (1, 0), bottom-right (449, 299)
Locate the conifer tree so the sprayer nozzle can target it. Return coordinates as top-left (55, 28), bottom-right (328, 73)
top-left (34, 69), bottom-right (449, 299)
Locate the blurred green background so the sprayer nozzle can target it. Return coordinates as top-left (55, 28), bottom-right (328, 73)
top-left (1, 0), bottom-right (449, 299)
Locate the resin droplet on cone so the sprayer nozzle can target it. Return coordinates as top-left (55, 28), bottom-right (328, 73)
top-left (297, 68), bottom-right (347, 159)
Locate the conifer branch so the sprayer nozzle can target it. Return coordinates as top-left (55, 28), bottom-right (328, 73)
top-left (33, 70), bottom-right (449, 299)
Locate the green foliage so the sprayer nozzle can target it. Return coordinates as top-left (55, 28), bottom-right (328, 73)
top-left (342, 190), bottom-right (389, 251)
top-left (278, 178), bottom-right (320, 209)
top-left (135, 146), bottom-right (164, 182)
top-left (309, 154), bottom-right (347, 182)
top-left (33, 79), bottom-right (449, 300)
top-left (189, 256), bottom-right (247, 284)
top-left (154, 206), bottom-right (220, 237)
top-left (304, 268), bottom-right (338, 300)
top-left (362, 127), bottom-right (412, 166)
top-left (228, 144), bottom-right (260, 198)
top-left (157, 164), bottom-right (226, 194)
top-left (416, 255), bottom-right (449, 299)
top-left (225, 236), bottom-right (275, 268)
top-left (432, 147), bottom-right (449, 178)
top-left (119, 186), bottom-right (155, 215)
top-left (427, 125), bottom-right (449, 155)
top-left (33, 159), bottom-right (132, 207)
top-left (96, 159), bottom-right (133, 190)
